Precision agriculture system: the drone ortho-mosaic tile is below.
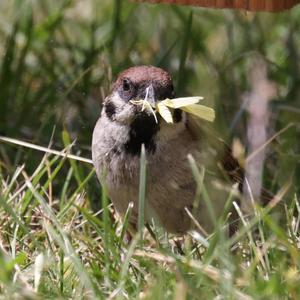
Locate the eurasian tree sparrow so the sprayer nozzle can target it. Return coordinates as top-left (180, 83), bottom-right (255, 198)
top-left (92, 65), bottom-right (252, 234)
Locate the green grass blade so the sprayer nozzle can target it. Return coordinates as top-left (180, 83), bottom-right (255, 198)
top-left (138, 144), bottom-right (147, 240)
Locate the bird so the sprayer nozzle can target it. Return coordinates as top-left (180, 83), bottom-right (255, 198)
top-left (92, 65), bottom-right (254, 235)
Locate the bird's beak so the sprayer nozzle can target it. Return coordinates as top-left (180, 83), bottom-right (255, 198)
top-left (129, 84), bottom-right (159, 122)
top-left (144, 84), bottom-right (156, 107)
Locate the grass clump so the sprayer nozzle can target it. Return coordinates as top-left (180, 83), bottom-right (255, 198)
top-left (0, 143), bottom-right (300, 299)
top-left (1, 0), bottom-right (300, 299)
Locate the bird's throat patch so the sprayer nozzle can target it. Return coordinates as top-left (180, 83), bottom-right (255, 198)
top-left (124, 113), bottom-right (159, 155)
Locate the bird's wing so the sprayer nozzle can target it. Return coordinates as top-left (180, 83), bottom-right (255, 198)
top-left (186, 115), bottom-right (243, 182)
top-left (186, 115), bottom-right (273, 205)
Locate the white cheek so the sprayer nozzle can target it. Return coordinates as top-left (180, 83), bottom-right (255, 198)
top-left (111, 92), bottom-right (134, 124)
top-left (111, 91), bottom-right (125, 107)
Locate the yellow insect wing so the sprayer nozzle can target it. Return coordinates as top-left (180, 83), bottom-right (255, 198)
top-left (157, 102), bottom-right (173, 123)
top-left (162, 97), bottom-right (203, 109)
top-left (181, 104), bottom-right (215, 122)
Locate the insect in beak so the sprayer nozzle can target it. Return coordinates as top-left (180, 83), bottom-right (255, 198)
top-left (131, 86), bottom-right (215, 125)
top-left (130, 84), bottom-right (159, 123)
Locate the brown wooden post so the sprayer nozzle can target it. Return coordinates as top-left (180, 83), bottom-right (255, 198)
top-left (136, 0), bottom-right (300, 12)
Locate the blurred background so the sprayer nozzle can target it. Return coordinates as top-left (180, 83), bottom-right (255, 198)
top-left (0, 0), bottom-right (300, 205)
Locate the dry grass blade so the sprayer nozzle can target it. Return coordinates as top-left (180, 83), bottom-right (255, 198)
top-left (0, 135), bottom-right (93, 164)
top-left (133, 250), bottom-right (252, 300)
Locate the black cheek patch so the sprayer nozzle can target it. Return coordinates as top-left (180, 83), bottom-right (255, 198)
top-left (104, 101), bottom-right (116, 120)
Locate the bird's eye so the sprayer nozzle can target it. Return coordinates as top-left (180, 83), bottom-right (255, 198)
top-left (122, 79), bottom-right (131, 91)
top-left (119, 77), bottom-right (135, 102)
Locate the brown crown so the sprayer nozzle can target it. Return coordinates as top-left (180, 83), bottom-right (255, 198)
top-left (113, 65), bottom-right (173, 89)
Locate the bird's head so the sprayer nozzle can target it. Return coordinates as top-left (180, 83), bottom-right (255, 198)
top-left (98, 65), bottom-right (187, 156)
top-left (103, 65), bottom-right (182, 125)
